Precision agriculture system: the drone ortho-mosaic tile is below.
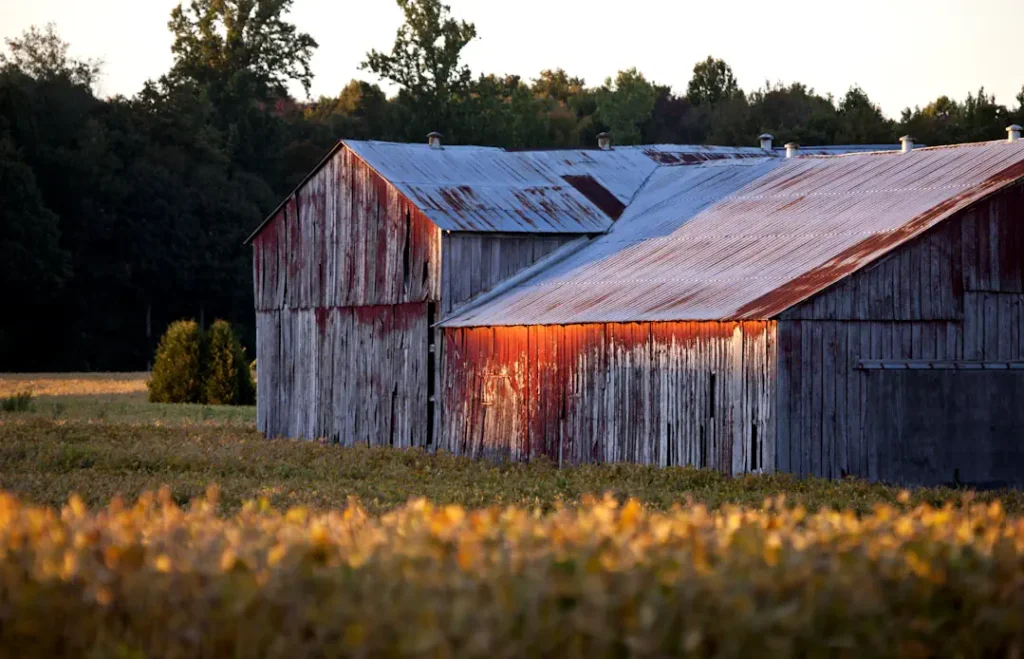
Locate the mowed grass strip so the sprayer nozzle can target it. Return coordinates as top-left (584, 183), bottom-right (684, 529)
top-left (1, 418), bottom-right (1022, 515)
top-left (0, 372), bottom-right (150, 397)
top-left (0, 372), bottom-right (255, 425)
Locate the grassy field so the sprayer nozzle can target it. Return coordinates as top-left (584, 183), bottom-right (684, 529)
top-left (0, 373), bottom-right (1022, 514)
top-left (0, 372), bottom-right (255, 425)
top-left (2, 373), bottom-right (1024, 656)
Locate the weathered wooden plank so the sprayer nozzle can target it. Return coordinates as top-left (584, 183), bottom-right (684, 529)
top-left (983, 292), bottom-right (999, 360)
top-left (800, 321), bottom-right (813, 478)
top-left (442, 233), bottom-right (579, 314)
top-left (962, 207), bottom-right (980, 292)
top-left (775, 321), bottom-right (793, 474)
top-left (763, 322), bottom-right (778, 474)
top-left (809, 322), bottom-right (823, 478)
top-left (821, 321), bottom-right (837, 479)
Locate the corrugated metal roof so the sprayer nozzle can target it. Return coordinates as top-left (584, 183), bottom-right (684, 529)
top-left (774, 145), bottom-right (909, 156)
top-left (246, 139), bottom-right (915, 243)
top-left (345, 141), bottom-right (777, 234)
top-left (442, 140), bottom-right (1024, 326)
top-left (345, 141), bottom-right (613, 233)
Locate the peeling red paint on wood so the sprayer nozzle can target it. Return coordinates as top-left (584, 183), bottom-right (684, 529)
top-left (252, 146), bottom-right (442, 312)
top-left (441, 320), bottom-right (776, 473)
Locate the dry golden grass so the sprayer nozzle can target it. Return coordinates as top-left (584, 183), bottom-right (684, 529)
top-left (0, 372), bottom-right (254, 425)
top-left (0, 372), bottom-right (149, 397)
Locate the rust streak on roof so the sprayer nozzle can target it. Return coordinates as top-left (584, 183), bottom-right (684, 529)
top-left (441, 141), bottom-right (1024, 327)
top-left (733, 156), bottom-right (1024, 318)
top-left (561, 175), bottom-right (626, 220)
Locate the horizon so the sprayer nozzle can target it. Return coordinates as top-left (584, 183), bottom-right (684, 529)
top-left (2, 0), bottom-right (1022, 119)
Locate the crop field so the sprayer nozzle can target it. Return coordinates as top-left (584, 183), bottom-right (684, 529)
top-left (1, 373), bottom-right (1023, 657)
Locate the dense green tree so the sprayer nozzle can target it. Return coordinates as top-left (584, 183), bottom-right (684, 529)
top-left (456, 74), bottom-right (549, 147)
top-left (0, 132), bottom-right (68, 365)
top-left (168, 0), bottom-right (317, 186)
top-left (748, 82), bottom-right (839, 145)
top-left (900, 95), bottom-right (963, 146)
top-left (362, 0), bottom-right (476, 140)
top-left (168, 0), bottom-right (317, 99)
top-left (643, 87), bottom-right (705, 145)
top-left (595, 68), bottom-right (658, 146)
top-left (687, 56), bottom-right (740, 107)
top-left (0, 23), bottom-right (100, 88)
top-left (835, 87), bottom-right (894, 144)
top-left (532, 69), bottom-right (586, 106)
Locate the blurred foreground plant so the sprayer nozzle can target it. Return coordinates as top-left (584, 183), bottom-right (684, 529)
top-left (0, 488), bottom-right (1022, 658)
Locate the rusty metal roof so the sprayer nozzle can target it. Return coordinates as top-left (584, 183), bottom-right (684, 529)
top-left (774, 145), bottom-right (908, 156)
top-left (246, 140), bottom-right (908, 243)
top-left (442, 140), bottom-right (1024, 326)
top-left (345, 141), bottom-right (612, 233)
top-left (344, 141), bottom-right (775, 234)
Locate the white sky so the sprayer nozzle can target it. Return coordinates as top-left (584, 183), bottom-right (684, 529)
top-left (1, 0), bottom-right (1021, 119)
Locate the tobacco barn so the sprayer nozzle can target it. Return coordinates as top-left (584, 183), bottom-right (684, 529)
top-left (247, 136), bottom-right (768, 445)
top-left (249, 128), bottom-right (1024, 486)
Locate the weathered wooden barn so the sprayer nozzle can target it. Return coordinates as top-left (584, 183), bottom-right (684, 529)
top-left (247, 138), bottom-right (769, 446)
top-left (249, 129), bottom-right (1024, 486)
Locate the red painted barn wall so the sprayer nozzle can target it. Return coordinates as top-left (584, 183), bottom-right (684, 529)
top-left (253, 147), bottom-right (442, 311)
top-left (252, 146), bottom-right (441, 443)
top-left (441, 321), bottom-right (777, 473)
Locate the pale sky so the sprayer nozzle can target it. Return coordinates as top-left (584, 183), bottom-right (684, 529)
top-left (1, 0), bottom-right (1021, 119)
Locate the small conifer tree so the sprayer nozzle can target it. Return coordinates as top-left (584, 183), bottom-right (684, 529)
top-left (148, 320), bottom-right (204, 403)
top-left (204, 320), bottom-right (255, 405)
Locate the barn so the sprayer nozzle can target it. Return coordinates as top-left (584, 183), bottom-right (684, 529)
top-left (246, 135), bottom-right (769, 446)
top-left (248, 128), bottom-right (1024, 486)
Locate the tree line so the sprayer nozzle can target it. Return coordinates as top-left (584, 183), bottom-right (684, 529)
top-left (2, 0), bottom-right (1022, 371)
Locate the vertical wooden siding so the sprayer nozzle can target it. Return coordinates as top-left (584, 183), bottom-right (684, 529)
top-left (441, 321), bottom-right (776, 473)
top-left (256, 304), bottom-right (428, 445)
top-left (441, 233), bottom-right (581, 314)
top-left (252, 147), bottom-right (442, 311)
top-left (251, 146), bottom-right (440, 442)
top-left (777, 184), bottom-right (1024, 481)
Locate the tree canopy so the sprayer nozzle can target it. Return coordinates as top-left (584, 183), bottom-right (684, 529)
top-left (2, 1), bottom-right (1022, 370)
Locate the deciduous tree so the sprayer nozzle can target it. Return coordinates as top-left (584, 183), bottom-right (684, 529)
top-left (363, 0), bottom-right (476, 138)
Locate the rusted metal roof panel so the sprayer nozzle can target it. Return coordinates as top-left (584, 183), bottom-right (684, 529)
top-left (775, 145), bottom-right (908, 156)
top-left (345, 141), bottom-right (615, 233)
top-left (345, 141), bottom-right (777, 233)
top-left (442, 141), bottom-right (1024, 326)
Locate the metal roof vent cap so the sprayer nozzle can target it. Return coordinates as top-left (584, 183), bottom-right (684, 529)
top-left (759, 134), bottom-right (773, 152)
top-left (784, 142), bottom-right (799, 159)
top-left (597, 132), bottom-right (612, 151)
top-left (1008, 125), bottom-right (1022, 143)
top-left (427, 131), bottom-right (443, 149)
top-left (900, 135), bottom-right (914, 154)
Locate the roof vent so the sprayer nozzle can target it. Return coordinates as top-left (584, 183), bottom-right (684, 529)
top-left (1008, 125), bottom-right (1022, 143)
top-left (900, 135), bottom-right (914, 154)
top-left (759, 134), bottom-right (773, 152)
top-left (597, 132), bottom-right (612, 151)
top-left (427, 131), bottom-right (443, 149)
top-left (784, 142), bottom-right (799, 159)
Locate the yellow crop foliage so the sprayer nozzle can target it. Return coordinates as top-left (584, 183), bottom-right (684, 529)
top-left (0, 488), bottom-right (1022, 658)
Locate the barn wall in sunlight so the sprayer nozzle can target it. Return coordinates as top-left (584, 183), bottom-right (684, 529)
top-left (441, 321), bottom-right (777, 473)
